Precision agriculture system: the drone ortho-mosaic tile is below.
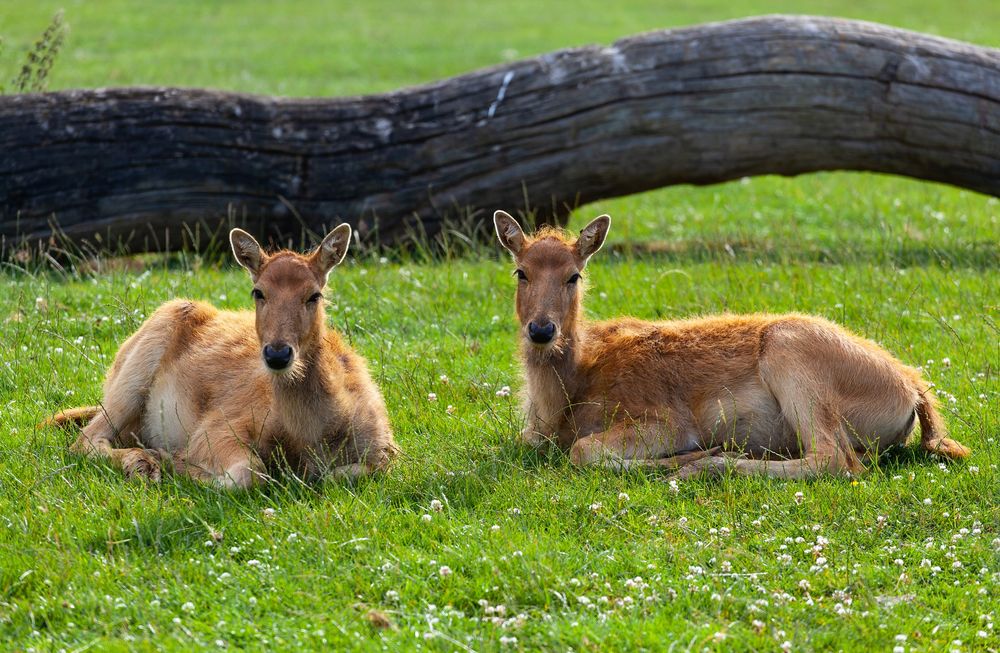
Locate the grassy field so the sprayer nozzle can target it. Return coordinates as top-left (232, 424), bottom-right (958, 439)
top-left (1, 2), bottom-right (999, 651)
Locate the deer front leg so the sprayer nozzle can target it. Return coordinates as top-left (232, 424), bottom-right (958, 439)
top-left (671, 449), bottom-right (861, 480)
top-left (313, 405), bottom-right (399, 481)
top-left (174, 448), bottom-right (267, 489)
top-left (519, 404), bottom-right (551, 448)
top-left (520, 396), bottom-right (571, 449)
top-left (671, 413), bottom-right (864, 480)
top-left (176, 415), bottom-right (268, 489)
top-left (568, 420), bottom-right (705, 470)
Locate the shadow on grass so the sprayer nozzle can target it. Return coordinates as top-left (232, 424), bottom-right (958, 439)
top-left (66, 436), bottom-right (965, 557)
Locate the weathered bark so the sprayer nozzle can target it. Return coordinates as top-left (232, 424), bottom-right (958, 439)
top-left (1, 15), bottom-right (998, 252)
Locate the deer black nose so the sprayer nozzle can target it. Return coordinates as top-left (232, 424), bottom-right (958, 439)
top-left (528, 321), bottom-right (556, 344)
top-left (263, 343), bottom-right (293, 370)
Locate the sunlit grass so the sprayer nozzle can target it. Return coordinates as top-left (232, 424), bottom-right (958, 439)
top-left (1, 1), bottom-right (998, 650)
top-left (2, 221), bottom-right (997, 650)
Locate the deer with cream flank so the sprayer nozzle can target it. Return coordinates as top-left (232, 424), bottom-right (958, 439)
top-left (47, 226), bottom-right (398, 487)
top-left (493, 210), bottom-right (969, 478)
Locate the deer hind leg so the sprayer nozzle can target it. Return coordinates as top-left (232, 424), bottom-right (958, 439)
top-left (675, 343), bottom-right (864, 480)
top-left (175, 413), bottom-right (267, 489)
top-left (71, 410), bottom-right (164, 482)
top-left (70, 323), bottom-right (172, 482)
top-left (672, 405), bottom-right (863, 480)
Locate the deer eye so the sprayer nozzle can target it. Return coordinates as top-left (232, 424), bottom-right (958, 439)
top-left (251, 288), bottom-right (265, 301)
top-left (514, 269), bottom-right (527, 282)
top-left (567, 273), bottom-right (582, 284)
top-left (306, 292), bottom-right (324, 304)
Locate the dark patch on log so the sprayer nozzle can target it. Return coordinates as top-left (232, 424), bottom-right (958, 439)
top-left (1, 15), bottom-right (998, 253)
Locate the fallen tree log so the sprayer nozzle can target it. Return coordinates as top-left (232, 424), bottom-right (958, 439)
top-left (1, 15), bottom-right (998, 253)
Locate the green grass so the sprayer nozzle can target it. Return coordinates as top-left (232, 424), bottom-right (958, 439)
top-left (1, 0), bottom-right (999, 96)
top-left (1, 1), bottom-right (999, 651)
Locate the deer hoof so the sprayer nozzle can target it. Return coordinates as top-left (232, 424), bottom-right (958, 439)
top-left (121, 448), bottom-right (162, 483)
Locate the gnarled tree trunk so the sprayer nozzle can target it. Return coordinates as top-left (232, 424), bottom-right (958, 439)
top-left (1, 15), bottom-right (998, 253)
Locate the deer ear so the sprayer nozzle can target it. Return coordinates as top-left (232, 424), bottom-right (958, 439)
top-left (312, 223), bottom-right (352, 279)
top-left (575, 215), bottom-right (611, 265)
top-left (230, 228), bottom-right (265, 279)
top-left (494, 210), bottom-right (526, 257)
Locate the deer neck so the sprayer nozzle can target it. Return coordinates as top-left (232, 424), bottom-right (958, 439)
top-left (269, 334), bottom-right (333, 442)
top-left (521, 320), bottom-right (584, 434)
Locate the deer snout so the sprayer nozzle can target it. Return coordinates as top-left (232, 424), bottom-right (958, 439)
top-left (263, 343), bottom-right (294, 370)
top-left (528, 321), bottom-right (556, 344)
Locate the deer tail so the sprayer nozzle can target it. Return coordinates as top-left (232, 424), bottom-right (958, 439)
top-left (916, 389), bottom-right (970, 459)
top-left (38, 406), bottom-right (100, 429)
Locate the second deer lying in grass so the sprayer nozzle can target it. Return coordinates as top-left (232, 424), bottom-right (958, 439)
top-left (494, 210), bottom-right (970, 479)
top-left (48, 226), bottom-right (398, 487)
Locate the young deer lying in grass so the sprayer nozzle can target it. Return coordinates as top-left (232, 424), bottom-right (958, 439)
top-left (494, 210), bottom-right (970, 479)
top-left (47, 226), bottom-right (398, 487)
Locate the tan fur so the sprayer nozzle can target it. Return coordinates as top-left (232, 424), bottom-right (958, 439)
top-left (493, 210), bottom-right (970, 479)
top-left (51, 226), bottom-right (398, 487)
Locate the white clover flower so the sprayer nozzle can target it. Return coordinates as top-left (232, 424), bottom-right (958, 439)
top-left (794, 492), bottom-right (805, 504)
top-left (589, 502), bottom-right (602, 512)
top-left (246, 559), bottom-right (261, 567)
top-left (439, 374), bottom-right (449, 384)
top-left (430, 499), bottom-right (444, 512)
top-left (427, 393), bottom-right (438, 402)
top-left (490, 524), bottom-right (500, 533)
top-left (421, 514), bottom-right (432, 522)
top-left (181, 602), bottom-right (195, 612)
top-left (495, 386), bottom-right (511, 397)
top-left (439, 566), bottom-right (452, 577)
top-left (262, 508), bottom-right (276, 519)
top-left (923, 498), bottom-right (933, 505)
top-left (618, 492), bottom-right (630, 502)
